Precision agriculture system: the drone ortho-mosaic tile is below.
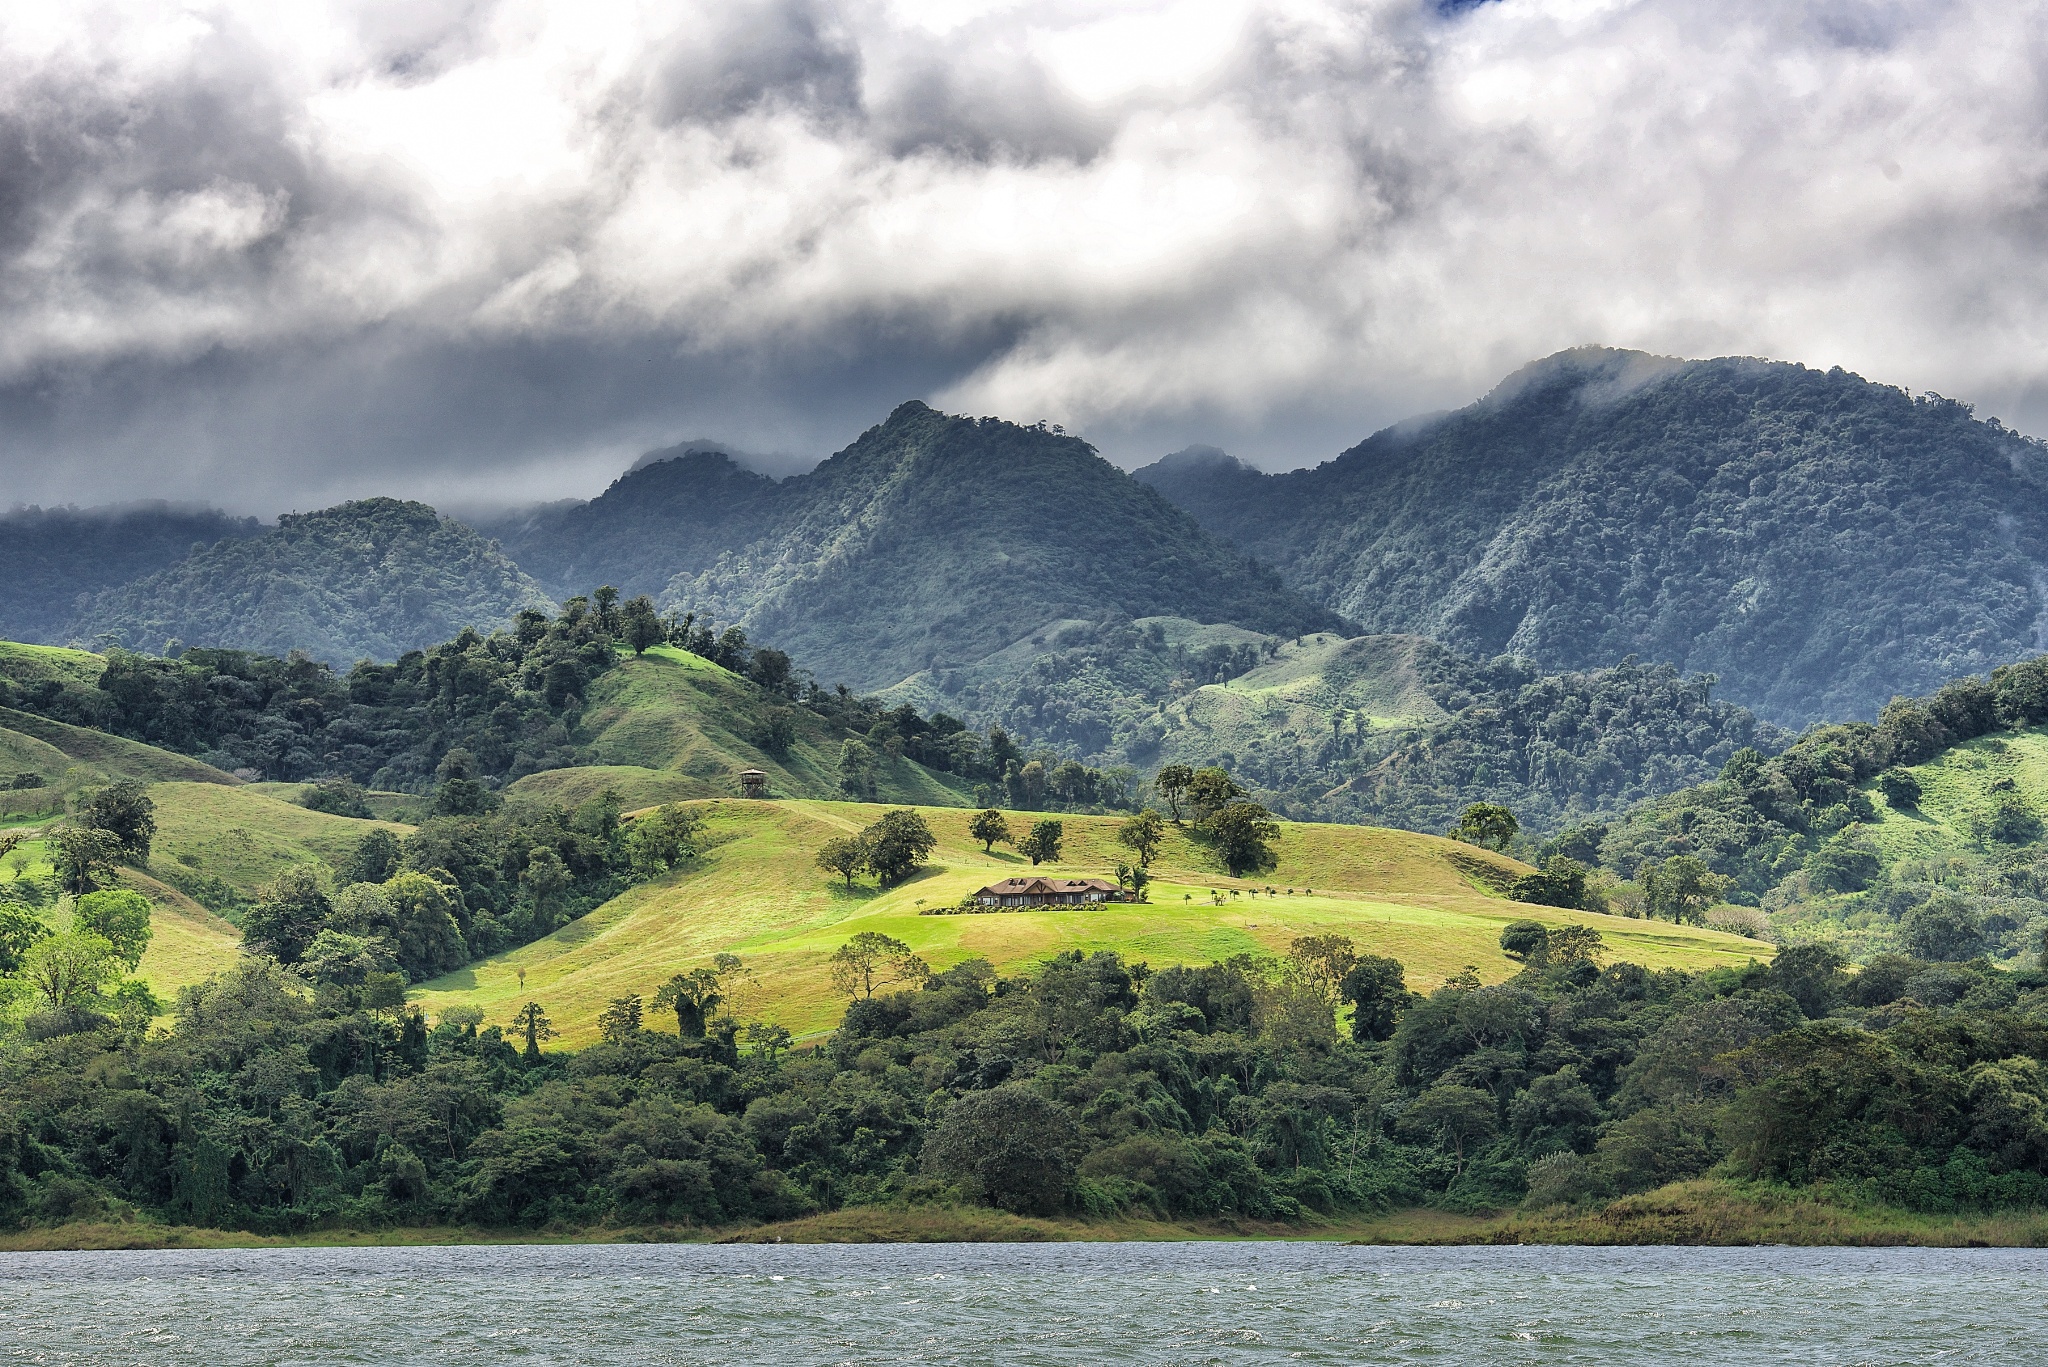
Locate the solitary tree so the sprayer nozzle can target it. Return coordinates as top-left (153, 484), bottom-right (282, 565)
top-left (1453, 803), bottom-right (1519, 853)
top-left (1877, 768), bottom-right (1923, 810)
top-left (1117, 809), bottom-right (1165, 868)
top-left (830, 931), bottom-right (930, 999)
top-left (510, 1001), bottom-right (557, 1061)
top-left (620, 595), bottom-right (665, 654)
top-left (1288, 934), bottom-right (1357, 1007)
top-left (626, 803), bottom-right (702, 878)
top-left (23, 932), bottom-right (120, 1014)
top-left (1548, 925), bottom-right (1606, 964)
top-left (1644, 855), bottom-right (1730, 925)
top-left (1184, 768), bottom-right (1247, 824)
top-left (861, 809), bottom-right (938, 886)
top-left (593, 584), bottom-right (621, 633)
top-left (1208, 800), bottom-right (1280, 876)
top-left (1155, 764), bottom-right (1194, 823)
top-left (1018, 819), bottom-right (1064, 866)
top-left (1499, 920), bottom-right (1550, 965)
top-left (653, 966), bottom-right (724, 1037)
top-left (968, 809), bottom-right (1012, 854)
top-left (745, 1021), bottom-right (793, 1064)
top-left (816, 835), bottom-right (870, 888)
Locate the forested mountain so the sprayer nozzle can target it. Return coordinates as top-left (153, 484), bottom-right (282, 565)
top-left (1136, 349), bottom-right (2048, 726)
top-left (0, 503), bottom-right (258, 645)
top-left (882, 619), bottom-right (1782, 836)
top-left (69, 499), bottom-right (552, 665)
top-left (480, 443), bottom-right (780, 602)
top-left (495, 402), bottom-right (1339, 690)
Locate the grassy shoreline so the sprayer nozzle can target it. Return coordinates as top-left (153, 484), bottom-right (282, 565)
top-left (8, 1183), bottom-right (2045, 1252)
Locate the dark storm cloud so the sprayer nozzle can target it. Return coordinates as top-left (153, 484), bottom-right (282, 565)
top-left (2, 0), bottom-right (2046, 513)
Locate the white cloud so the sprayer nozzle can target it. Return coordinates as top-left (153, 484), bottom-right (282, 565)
top-left (1, 0), bottom-right (2045, 507)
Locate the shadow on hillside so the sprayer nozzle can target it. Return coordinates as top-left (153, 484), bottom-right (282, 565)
top-left (825, 883), bottom-right (883, 903)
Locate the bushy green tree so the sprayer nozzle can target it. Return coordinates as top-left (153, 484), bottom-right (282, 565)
top-left (1117, 808), bottom-right (1164, 868)
top-left (82, 780), bottom-right (156, 859)
top-left (1453, 803), bottom-right (1519, 853)
top-left (1018, 819), bottom-right (1063, 866)
top-left (626, 804), bottom-right (702, 879)
top-left (1207, 800), bottom-right (1279, 876)
top-left (920, 1084), bottom-right (1082, 1215)
top-left (968, 809), bottom-right (1012, 854)
top-left (243, 866), bottom-right (333, 964)
top-left (51, 827), bottom-right (123, 897)
top-left (861, 810), bottom-right (936, 886)
top-left (829, 931), bottom-right (928, 999)
top-left (816, 836), bottom-right (870, 887)
top-left (74, 888), bottom-right (152, 969)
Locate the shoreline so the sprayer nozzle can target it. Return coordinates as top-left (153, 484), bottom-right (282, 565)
top-left (5, 1183), bottom-right (2046, 1252)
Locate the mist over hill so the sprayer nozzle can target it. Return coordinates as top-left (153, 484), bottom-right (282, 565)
top-left (0, 503), bottom-right (259, 645)
top-left (497, 401), bottom-right (1341, 690)
top-left (1136, 349), bottom-right (2048, 726)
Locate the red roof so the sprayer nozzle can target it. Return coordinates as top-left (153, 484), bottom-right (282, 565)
top-left (976, 877), bottom-right (1121, 896)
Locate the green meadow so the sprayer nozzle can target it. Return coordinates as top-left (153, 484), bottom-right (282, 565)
top-left (414, 798), bottom-right (1769, 1046)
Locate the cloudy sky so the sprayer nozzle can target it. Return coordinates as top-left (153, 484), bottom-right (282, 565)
top-left (2, 0), bottom-right (2044, 512)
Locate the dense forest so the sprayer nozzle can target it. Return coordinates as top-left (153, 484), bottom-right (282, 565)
top-left (3, 920), bottom-right (2045, 1235)
top-left (70, 499), bottom-right (551, 667)
top-left (0, 502), bottom-right (258, 645)
top-left (887, 617), bottom-right (1782, 837)
top-left (1136, 350), bottom-right (2048, 726)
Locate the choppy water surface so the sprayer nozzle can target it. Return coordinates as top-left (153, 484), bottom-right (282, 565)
top-left (0, 1241), bottom-right (2038, 1365)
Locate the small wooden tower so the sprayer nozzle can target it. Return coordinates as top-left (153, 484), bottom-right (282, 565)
top-left (738, 768), bottom-right (769, 799)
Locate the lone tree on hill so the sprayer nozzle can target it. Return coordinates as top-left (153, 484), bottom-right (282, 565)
top-left (1117, 809), bottom-right (1165, 868)
top-left (830, 931), bottom-right (929, 999)
top-left (816, 835), bottom-right (870, 887)
top-left (620, 595), bottom-right (665, 654)
top-left (1018, 819), bottom-right (1064, 866)
top-left (1184, 768), bottom-right (1247, 824)
top-left (1207, 800), bottom-right (1279, 876)
top-left (861, 809), bottom-right (937, 886)
top-left (510, 1001), bottom-right (556, 1061)
top-left (1453, 803), bottom-right (1519, 853)
top-left (1155, 765), bottom-right (1193, 823)
top-left (969, 809), bottom-right (1012, 854)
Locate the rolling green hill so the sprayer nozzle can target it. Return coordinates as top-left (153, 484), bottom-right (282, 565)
top-left (495, 402), bottom-right (1339, 691)
top-left (70, 498), bottom-right (552, 665)
top-left (504, 645), bottom-right (972, 810)
top-left (413, 799), bottom-right (1768, 1044)
top-left (1135, 349), bottom-right (2048, 727)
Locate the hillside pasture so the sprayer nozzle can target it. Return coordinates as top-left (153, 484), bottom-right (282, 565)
top-left (414, 799), bottom-right (1769, 1046)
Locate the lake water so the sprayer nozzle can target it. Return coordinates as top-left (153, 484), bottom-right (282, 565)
top-left (0, 1241), bottom-right (2037, 1365)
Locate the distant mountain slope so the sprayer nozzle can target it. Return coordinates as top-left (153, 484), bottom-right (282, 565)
top-left (0, 502), bottom-right (258, 644)
top-left (1135, 349), bottom-right (2048, 726)
top-left (71, 498), bottom-right (552, 665)
top-left (496, 403), bottom-right (1340, 690)
top-left (880, 617), bottom-right (1781, 836)
top-left (483, 443), bottom-right (781, 601)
